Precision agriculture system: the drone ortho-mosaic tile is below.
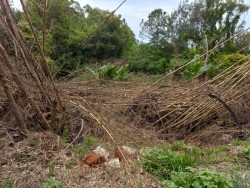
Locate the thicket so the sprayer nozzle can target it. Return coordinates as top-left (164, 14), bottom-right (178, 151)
top-left (127, 0), bottom-right (250, 79)
top-left (5, 0), bottom-right (249, 80)
top-left (5, 0), bottom-right (136, 78)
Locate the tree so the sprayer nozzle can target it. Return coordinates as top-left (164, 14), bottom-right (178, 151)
top-left (140, 9), bottom-right (168, 46)
top-left (83, 6), bottom-right (136, 59)
top-left (18, 1), bottom-right (136, 77)
top-left (167, 0), bottom-right (249, 51)
top-left (141, 0), bottom-right (249, 52)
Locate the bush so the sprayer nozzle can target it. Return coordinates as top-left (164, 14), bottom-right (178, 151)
top-left (208, 53), bottom-right (250, 78)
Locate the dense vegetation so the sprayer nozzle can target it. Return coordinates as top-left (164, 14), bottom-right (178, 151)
top-left (5, 0), bottom-right (136, 77)
top-left (3, 0), bottom-right (249, 80)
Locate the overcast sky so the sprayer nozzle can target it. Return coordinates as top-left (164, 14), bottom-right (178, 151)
top-left (12, 0), bottom-right (250, 39)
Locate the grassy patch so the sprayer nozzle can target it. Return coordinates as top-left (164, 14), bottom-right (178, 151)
top-left (1, 177), bottom-right (14, 188)
top-left (141, 141), bottom-right (247, 187)
top-left (163, 167), bottom-right (232, 188)
top-left (142, 145), bottom-right (198, 179)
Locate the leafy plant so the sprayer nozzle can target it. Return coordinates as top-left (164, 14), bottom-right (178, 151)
top-left (42, 177), bottom-right (66, 188)
top-left (163, 167), bottom-right (232, 188)
top-left (85, 64), bottom-right (130, 80)
top-left (84, 136), bottom-right (99, 148)
top-left (231, 171), bottom-right (250, 188)
top-left (242, 148), bottom-right (250, 159)
top-left (142, 147), bottom-right (197, 179)
top-left (48, 163), bottom-right (56, 177)
top-left (1, 178), bottom-right (14, 188)
top-left (181, 54), bottom-right (203, 80)
top-left (74, 136), bottom-right (99, 157)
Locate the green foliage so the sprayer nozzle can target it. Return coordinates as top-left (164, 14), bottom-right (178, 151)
top-left (140, 9), bottom-right (167, 45)
top-left (48, 163), bottom-right (56, 177)
top-left (232, 137), bottom-right (250, 147)
top-left (74, 136), bottom-right (99, 157)
top-left (127, 43), bottom-right (173, 74)
top-left (231, 171), bottom-right (250, 188)
top-left (84, 136), bottom-right (99, 147)
top-left (242, 147), bottom-right (250, 159)
top-left (74, 145), bottom-right (86, 158)
top-left (142, 146), bottom-right (197, 179)
top-left (141, 142), bottom-right (240, 187)
top-left (0, 142), bottom-right (4, 150)
top-left (181, 55), bottom-right (203, 80)
top-left (141, 0), bottom-right (249, 52)
top-left (163, 167), bottom-right (232, 188)
top-left (42, 177), bottom-right (66, 188)
top-left (86, 64), bottom-right (131, 80)
top-left (1, 178), bottom-right (14, 188)
top-left (19, 1), bottom-right (136, 78)
top-left (208, 53), bottom-right (250, 78)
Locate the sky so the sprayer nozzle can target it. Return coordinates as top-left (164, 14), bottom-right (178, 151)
top-left (12, 0), bottom-right (250, 39)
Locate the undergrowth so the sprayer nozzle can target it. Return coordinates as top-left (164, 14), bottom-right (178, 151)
top-left (141, 141), bottom-right (250, 188)
top-left (74, 136), bottom-right (99, 158)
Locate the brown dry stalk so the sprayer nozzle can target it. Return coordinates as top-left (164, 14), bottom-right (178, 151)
top-left (0, 62), bottom-right (28, 136)
top-left (137, 28), bottom-right (250, 96)
top-left (70, 100), bottom-right (138, 188)
top-left (19, 0), bottom-right (64, 110)
top-left (0, 1), bottom-right (52, 105)
top-left (0, 42), bottom-right (52, 130)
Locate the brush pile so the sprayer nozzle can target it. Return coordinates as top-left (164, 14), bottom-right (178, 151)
top-left (125, 59), bottom-right (250, 145)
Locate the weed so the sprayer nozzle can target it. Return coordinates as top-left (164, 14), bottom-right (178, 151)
top-left (163, 167), bottom-right (232, 188)
top-left (0, 142), bottom-right (4, 150)
top-left (42, 177), bottom-right (66, 188)
top-left (232, 138), bottom-right (250, 147)
top-left (74, 136), bottom-right (99, 157)
top-left (171, 140), bottom-right (185, 151)
top-left (85, 64), bottom-right (131, 81)
top-left (74, 145), bottom-right (86, 158)
top-left (62, 128), bottom-right (69, 143)
top-left (219, 145), bottom-right (230, 152)
top-left (48, 163), bottom-right (56, 177)
top-left (242, 147), bottom-right (250, 159)
top-left (1, 178), bottom-right (14, 188)
top-left (231, 171), bottom-right (250, 188)
top-left (84, 136), bottom-right (99, 148)
top-left (142, 147), bottom-right (197, 179)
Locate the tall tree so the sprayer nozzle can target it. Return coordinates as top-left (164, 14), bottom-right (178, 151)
top-left (140, 9), bottom-right (167, 46)
top-left (140, 0), bottom-right (249, 51)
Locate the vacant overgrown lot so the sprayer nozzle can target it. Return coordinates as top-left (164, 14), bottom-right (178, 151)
top-left (1, 75), bottom-right (249, 187)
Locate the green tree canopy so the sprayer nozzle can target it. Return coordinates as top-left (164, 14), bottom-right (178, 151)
top-left (17, 0), bottom-right (136, 77)
top-left (140, 0), bottom-right (249, 52)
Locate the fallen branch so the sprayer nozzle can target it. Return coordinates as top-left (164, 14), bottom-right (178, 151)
top-left (208, 93), bottom-right (242, 130)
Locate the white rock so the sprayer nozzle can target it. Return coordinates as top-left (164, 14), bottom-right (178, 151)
top-left (105, 158), bottom-right (121, 169)
top-left (93, 146), bottom-right (110, 160)
top-left (121, 146), bottom-right (137, 155)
